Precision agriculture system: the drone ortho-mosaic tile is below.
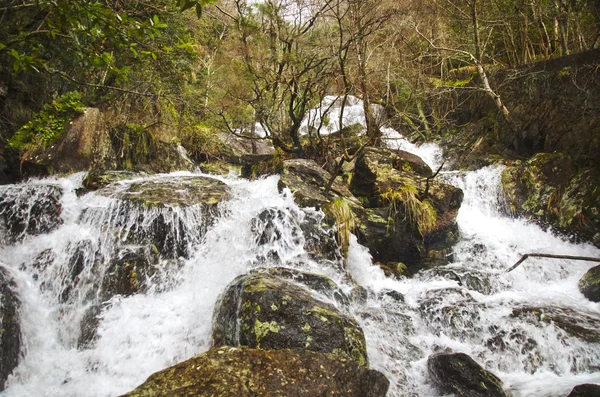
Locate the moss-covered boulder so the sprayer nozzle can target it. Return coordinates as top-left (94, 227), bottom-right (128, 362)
top-left (351, 147), bottom-right (462, 272)
top-left (501, 152), bottom-right (575, 219)
top-left (93, 176), bottom-right (229, 258)
top-left (98, 175), bottom-right (229, 208)
top-left (578, 265), bottom-right (600, 302)
top-left (502, 153), bottom-right (600, 246)
top-left (120, 346), bottom-right (389, 397)
top-left (0, 266), bottom-right (21, 391)
top-left (212, 270), bottom-right (368, 366)
top-left (568, 384), bottom-right (600, 397)
top-left (82, 170), bottom-right (141, 191)
top-left (428, 352), bottom-right (507, 397)
top-left (0, 183), bottom-right (63, 243)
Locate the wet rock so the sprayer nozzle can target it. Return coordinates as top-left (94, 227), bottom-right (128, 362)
top-left (82, 170), bottom-right (141, 191)
top-left (499, 152), bottom-right (600, 246)
top-left (251, 208), bottom-right (343, 264)
top-left (428, 352), bottom-right (507, 397)
top-left (512, 306), bottom-right (600, 343)
top-left (278, 159), bottom-right (361, 210)
top-left (568, 383), bottom-right (600, 397)
top-left (100, 246), bottom-right (159, 300)
top-left (100, 176), bottom-right (230, 208)
top-left (579, 265), bottom-right (600, 302)
top-left (78, 304), bottom-right (102, 348)
top-left (266, 267), bottom-right (350, 306)
top-left (94, 176), bottom-right (230, 259)
top-left (120, 346), bottom-right (389, 397)
top-left (0, 266), bottom-right (21, 390)
top-left (0, 184), bottom-right (63, 242)
top-left (212, 270), bottom-right (368, 366)
top-left (418, 288), bottom-right (483, 339)
top-left (351, 147), bottom-right (462, 271)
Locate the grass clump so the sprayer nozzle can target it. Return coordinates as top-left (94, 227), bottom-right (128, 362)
top-left (380, 183), bottom-right (437, 236)
top-left (325, 197), bottom-right (356, 260)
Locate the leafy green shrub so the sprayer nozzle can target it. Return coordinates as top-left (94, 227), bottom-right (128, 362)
top-left (7, 91), bottom-right (85, 152)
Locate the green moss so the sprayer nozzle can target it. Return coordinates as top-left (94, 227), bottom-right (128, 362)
top-left (7, 91), bottom-right (85, 152)
top-left (254, 319), bottom-right (281, 347)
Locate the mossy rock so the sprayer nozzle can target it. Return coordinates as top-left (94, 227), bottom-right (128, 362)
top-left (428, 352), bottom-right (507, 397)
top-left (211, 270), bottom-right (368, 367)
top-left (97, 175), bottom-right (230, 208)
top-left (501, 152), bottom-right (574, 220)
top-left (511, 306), bottom-right (600, 343)
top-left (120, 347), bottom-right (389, 397)
top-left (278, 159), bottom-right (360, 210)
top-left (0, 266), bottom-right (21, 391)
top-left (578, 265), bottom-right (600, 302)
top-left (82, 170), bottom-right (141, 191)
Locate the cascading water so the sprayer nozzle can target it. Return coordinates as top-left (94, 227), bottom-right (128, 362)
top-left (1, 148), bottom-right (599, 396)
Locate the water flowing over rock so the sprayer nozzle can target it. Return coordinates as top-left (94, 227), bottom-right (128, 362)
top-left (0, 183), bottom-right (63, 243)
top-left (502, 153), bottom-right (600, 247)
top-left (0, 267), bottom-right (21, 391)
top-left (427, 352), bottom-right (507, 397)
top-left (211, 270), bottom-right (368, 366)
top-left (579, 265), bottom-right (600, 302)
top-left (120, 347), bottom-right (389, 397)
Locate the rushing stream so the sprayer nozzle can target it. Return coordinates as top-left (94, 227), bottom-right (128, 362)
top-left (1, 144), bottom-right (599, 396)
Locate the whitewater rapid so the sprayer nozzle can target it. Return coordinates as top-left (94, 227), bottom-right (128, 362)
top-left (0, 147), bottom-right (599, 396)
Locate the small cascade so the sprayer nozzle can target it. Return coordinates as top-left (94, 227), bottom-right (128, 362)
top-left (0, 163), bottom-right (598, 396)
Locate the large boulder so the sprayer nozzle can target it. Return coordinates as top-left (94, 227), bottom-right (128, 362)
top-left (18, 109), bottom-right (195, 177)
top-left (500, 152), bottom-right (600, 247)
top-left (0, 266), bottom-right (21, 391)
top-left (278, 159), bottom-right (361, 210)
top-left (20, 108), bottom-right (115, 174)
top-left (211, 270), bottom-right (367, 366)
top-left (568, 384), bottom-right (600, 397)
top-left (120, 346), bottom-right (389, 397)
top-left (91, 175), bottom-right (230, 259)
top-left (351, 147), bottom-right (463, 272)
top-left (579, 265), bottom-right (600, 302)
top-left (502, 152), bottom-right (575, 219)
top-left (82, 170), bottom-right (141, 191)
top-left (0, 183), bottom-right (63, 243)
top-left (428, 352), bottom-right (507, 397)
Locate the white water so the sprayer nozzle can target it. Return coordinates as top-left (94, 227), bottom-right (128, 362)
top-left (1, 118), bottom-right (599, 395)
top-left (1, 161), bottom-right (599, 396)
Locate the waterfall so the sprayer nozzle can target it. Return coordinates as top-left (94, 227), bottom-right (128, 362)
top-left (1, 162), bottom-right (599, 396)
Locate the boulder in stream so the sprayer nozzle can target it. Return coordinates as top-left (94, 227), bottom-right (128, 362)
top-left (0, 266), bottom-right (21, 391)
top-left (427, 352), bottom-right (507, 397)
top-left (211, 270), bottom-right (367, 366)
top-left (120, 346), bottom-right (389, 397)
top-left (351, 147), bottom-right (462, 272)
top-left (578, 265), bottom-right (600, 302)
top-left (567, 383), bottom-right (600, 397)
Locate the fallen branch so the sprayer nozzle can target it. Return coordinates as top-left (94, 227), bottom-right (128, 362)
top-left (507, 253), bottom-right (600, 273)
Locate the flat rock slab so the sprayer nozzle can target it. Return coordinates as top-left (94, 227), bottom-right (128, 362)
top-left (97, 176), bottom-right (230, 208)
top-left (120, 346), bottom-right (389, 397)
